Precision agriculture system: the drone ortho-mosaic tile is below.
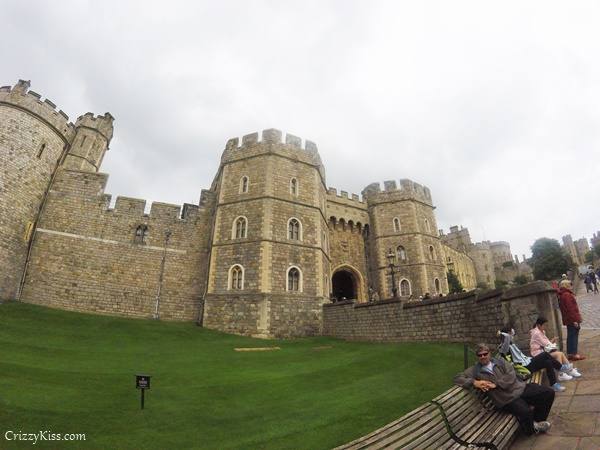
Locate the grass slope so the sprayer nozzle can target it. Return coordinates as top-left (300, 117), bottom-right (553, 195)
top-left (0, 302), bottom-right (464, 449)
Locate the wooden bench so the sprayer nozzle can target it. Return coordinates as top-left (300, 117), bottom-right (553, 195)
top-left (334, 370), bottom-right (544, 450)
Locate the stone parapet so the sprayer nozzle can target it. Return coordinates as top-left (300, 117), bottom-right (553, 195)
top-left (0, 80), bottom-right (76, 142)
top-left (322, 282), bottom-right (562, 347)
top-left (361, 179), bottom-right (433, 206)
top-left (220, 129), bottom-right (326, 183)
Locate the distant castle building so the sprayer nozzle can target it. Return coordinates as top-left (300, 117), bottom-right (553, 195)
top-left (440, 227), bottom-right (532, 287)
top-left (0, 80), bottom-right (519, 337)
top-left (562, 234), bottom-right (591, 267)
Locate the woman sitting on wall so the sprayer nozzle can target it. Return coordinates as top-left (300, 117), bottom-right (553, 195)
top-left (530, 316), bottom-right (581, 378)
top-left (498, 326), bottom-right (571, 392)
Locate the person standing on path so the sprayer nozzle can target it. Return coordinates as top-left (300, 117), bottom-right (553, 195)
top-left (558, 279), bottom-right (585, 361)
top-left (584, 273), bottom-right (593, 293)
top-left (590, 270), bottom-right (599, 294)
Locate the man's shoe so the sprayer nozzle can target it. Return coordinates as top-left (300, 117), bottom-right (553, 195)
top-left (533, 421), bottom-right (552, 433)
top-left (558, 372), bottom-right (573, 382)
top-left (572, 354), bottom-right (586, 361)
top-left (551, 382), bottom-right (566, 392)
top-left (568, 368), bottom-right (582, 378)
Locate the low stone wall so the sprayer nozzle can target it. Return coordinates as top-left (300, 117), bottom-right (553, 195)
top-left (322, 281), bottom-right (561, 347)
top-left (203, 293), bottom-right (324, 338)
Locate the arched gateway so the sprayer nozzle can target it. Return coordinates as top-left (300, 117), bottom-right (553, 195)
top-left (331, 265), bottom-right (365, 302)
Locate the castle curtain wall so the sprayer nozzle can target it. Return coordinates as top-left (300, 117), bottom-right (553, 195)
top-left (20, 169), bottom-right (214, 320)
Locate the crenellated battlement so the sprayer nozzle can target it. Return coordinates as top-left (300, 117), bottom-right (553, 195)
top-left (0, 80), bottom-right (77, 141)
top-left (224, 128), bottom-right (319, 153)
top-left (75, 112), bottom-right (115, 142)
top-left (326, 187), bottom-right (365, 206)
top-left (53, 169), bottom-right (212, 224)
top-left (221, 129), bottom-right (324, 178)
top-left (361, 178), bottom-right (433, 206)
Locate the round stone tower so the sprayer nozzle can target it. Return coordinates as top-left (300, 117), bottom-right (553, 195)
top-left (362, 179), bottom-right (448, 299)
top-left (203, 129), bottom-right (329, 338)
top-left (0, 80), bottom-right (113, 301)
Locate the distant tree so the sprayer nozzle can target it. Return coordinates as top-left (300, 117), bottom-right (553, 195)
top-left (530, 238), bottom-right (574, 281)
top-left (584, 250), bottom-right (594, 264)
top-left (594, 244), bottom-right (600, 259)
top-left (447, 271), bottom-right (463, 294)
top-left (513, 274), bottom-right (529, 285)
top-left (495, 279), bottom-right (509, 289)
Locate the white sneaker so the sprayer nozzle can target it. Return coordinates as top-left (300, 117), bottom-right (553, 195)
top-left (552, 382), bottom-right (566, 392)
top-left (568, 368), bottom-right (582, 378)
top-left (533, 421), bottom-right (552, 433)
top-left (558, 372), bottom-right (573, 382)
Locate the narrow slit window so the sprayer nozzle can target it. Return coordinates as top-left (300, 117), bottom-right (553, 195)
top-left (36, 143), bottom-right (46, 159)
top-left (290, 178), bottom-right (298, 196)
top-left (134, 225), bottom-right (148, 244)
top-left (240, 176), bottom-right (249, 194)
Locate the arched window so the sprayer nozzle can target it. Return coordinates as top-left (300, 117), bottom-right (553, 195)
top-left (424, 219), bottom-right (431, 233)
top-left (134, 225), bottom-right (148, 244)
top-left (288, 218), bottom-right (302, 240)
top-left (232, 216), bottom-right (248, 239)
top-left (287, 266), bottom-right (302, 292)
top-left (400, 279), bottom-right (411, 296)
top-left (229, 265), bottom-right (244, 290)
top-left (290, 178), bottom-right (298, 196)
top-left (240, 176), bottom-right (249, 194)
top-left (434, 278), bottom-right (441, 294)
top-left (396, 245), bottom-right (407, 262)
top-left (393, 217), bottom-right (401, 232)
top-left (429, 245), bottom-right (435, 260)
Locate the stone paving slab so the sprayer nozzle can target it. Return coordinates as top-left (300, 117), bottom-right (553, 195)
top-left (512, 326), bottom-right (600, 449)
top-left (575, 380), bottom-right (600, 395)
top-left (503, 282), bottom-right (600, 449)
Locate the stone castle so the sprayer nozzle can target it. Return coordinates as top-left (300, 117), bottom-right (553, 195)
top-left (0, 80), bottom-right (527, 337)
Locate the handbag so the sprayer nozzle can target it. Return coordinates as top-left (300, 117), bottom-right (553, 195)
top-left (544, 343), bottom-right (557, 352)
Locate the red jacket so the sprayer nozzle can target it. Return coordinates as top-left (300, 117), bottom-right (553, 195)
top-left (558, 287), bottom-right (582, 325)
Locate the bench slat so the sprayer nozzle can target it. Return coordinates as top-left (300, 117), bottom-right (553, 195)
top-left (335, 368), bottom-right (547, 450)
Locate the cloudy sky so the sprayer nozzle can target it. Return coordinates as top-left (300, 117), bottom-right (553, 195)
top-left (3, 1), bottom-right (599, 258)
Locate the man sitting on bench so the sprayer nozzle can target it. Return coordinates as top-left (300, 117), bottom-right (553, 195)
top-left (454, 343), bottom-right (555, 435)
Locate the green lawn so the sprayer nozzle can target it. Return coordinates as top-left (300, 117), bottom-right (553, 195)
top-left (0, 302), bottom-right (464, 449)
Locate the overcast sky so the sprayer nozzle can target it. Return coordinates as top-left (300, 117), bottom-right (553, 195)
top-left (3, 1), bottom-right (599, 258)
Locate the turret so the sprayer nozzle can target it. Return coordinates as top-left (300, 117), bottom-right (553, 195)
top-left (204, 129), bottom-right (329, 338)
top-left (62, 112), bottom-right (114, 172)
top-left (362, 179), bottom-right (447, 298)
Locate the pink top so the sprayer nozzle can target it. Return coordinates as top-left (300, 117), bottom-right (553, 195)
top-left (529, 327), bottom-right (552, 356)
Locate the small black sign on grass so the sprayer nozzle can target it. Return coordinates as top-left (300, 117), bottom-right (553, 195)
top-left (135, 374), bottom-right (151, 409)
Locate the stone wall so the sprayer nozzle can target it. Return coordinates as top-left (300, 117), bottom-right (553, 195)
top-left (20, 169), bottom-right (215, 320)
top-left (441, 243), bottom-right (477, 290)
top-left (322, 281), bottom-right (562, 347)
top-left (0, 83), bottom-right (72, 300)
top-left (203, 293), bottom-right (323, 338)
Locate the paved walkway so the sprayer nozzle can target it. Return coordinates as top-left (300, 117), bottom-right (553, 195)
top-left (512, 282), bottom-right (600, 449)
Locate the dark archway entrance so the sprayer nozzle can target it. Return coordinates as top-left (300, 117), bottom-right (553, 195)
top-left (332, 270), bottom-right (356, 301)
